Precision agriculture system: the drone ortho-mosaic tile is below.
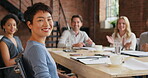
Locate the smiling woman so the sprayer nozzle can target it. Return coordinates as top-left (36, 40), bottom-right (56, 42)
top-left (23, 2), bottom-right (77, 78)
top-left (0, 13), bottom-right (23, 78)
top-left (106, 16), bottom-right (137, 50)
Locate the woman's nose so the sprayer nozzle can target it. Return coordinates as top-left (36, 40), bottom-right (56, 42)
top-left (44, 20), bottom-right (49, 27)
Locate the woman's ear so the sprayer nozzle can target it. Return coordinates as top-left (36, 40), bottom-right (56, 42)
top-left (27, 21), bottom-right (32, 29)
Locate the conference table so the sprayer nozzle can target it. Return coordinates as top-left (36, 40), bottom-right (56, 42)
top-left (47, 48), bottom-right (148, 78)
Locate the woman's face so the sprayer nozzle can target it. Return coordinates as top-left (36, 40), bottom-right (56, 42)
top-left (28, 10), bottom-right (53, 37)
top-left (3, 18), bottom-right (17, 34)
top-left (117, 19), bottom-right (126, 32)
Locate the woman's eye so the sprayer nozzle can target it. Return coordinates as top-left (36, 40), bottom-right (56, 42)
top-left (38, 20), bottom-right (43, 22)
top-left (47, 18), bottom-right (52, 21)
top-left (7, 24), bottom-right (11, 26)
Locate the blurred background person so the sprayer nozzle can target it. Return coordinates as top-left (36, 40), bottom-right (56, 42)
top-left (106, 16), bottom-right (136, 50)
top-left (58, 15), bottom-right (95, 48)
top-left (139, 18), bottom-right (148, 52)
top-left (0, 13), bottom-right (23, 78)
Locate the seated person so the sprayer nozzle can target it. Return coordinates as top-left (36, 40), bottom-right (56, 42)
top-left (0, 14), bottom-right (23, 78)
top-left (23, 2), bottom-right (76, 78)
top-left (58, 15), bottom-right (95, 48)
top-left (106, 16), bottom-right (136, 50)
top-left (139, 19), bottom-right (148, 52)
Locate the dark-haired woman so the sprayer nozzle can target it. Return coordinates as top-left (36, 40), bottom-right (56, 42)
top-left (0, 14), bottom-right (23, 78)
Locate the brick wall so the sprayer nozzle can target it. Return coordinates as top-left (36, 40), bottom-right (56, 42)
top-left (96, 0), bottom-right (148, 46)
top-left (0, 0), bottom-right (148, 47)
top-left (119, 0), bottom-right (145, 37)
top-left (0, 5), bottom-right (9, 35)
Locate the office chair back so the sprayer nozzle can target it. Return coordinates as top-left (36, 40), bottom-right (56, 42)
top-left (0, 52), bottom-right (27, 78)
top-left (46, 21), bottom-right (61, 48)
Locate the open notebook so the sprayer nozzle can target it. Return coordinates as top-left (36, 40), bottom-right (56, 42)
top-left (71, 56), bottom-right (110, 64)
top-left (121, 51), bottom-right (148, 57)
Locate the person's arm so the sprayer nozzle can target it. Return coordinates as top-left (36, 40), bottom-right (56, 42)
top-left (58, 30), bottom-right (69, 48)
top-left (72, 42), bottom-right (85, 47)
top-left (29, 46), bottom-right (52, 78)
top-left (58, 72), bottom-right (77, 78)
top-left (83, 32), bottom-right (95, 47)
top-left (0, 41), bottom-right (16, 66)
top-left (124, 33), bottom-right (137, 50)
top-left (106, 35), bottom-right (114, 44)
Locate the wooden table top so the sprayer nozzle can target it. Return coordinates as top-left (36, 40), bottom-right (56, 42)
top-left (47, 48), bottom-right (148, 78)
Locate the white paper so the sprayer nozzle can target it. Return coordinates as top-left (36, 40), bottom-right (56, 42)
top-left (73, 47), bottom-right (96, 51)
top-left (103, 47), bottom-right (115, 52)
top-left (71, 56), bottom-right (111, 64)
top-left (123, 58), bottom-right (148, 70)
top-left (52, 50), bottom-right (63, 53)
top-left (79, 58), bottom-right (111, 64)
top-left (121, 51), bottom-right (148, 57)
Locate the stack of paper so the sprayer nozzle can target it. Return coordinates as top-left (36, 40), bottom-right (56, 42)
top-left (123, 58), bottom-right (148, 70)
top-left (71, 56), bottom-right (110, 64)
top-left (121, 51), bottom-right (148, 57)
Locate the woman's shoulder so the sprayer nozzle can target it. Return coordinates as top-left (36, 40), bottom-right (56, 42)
top-left (130, 32), bottom-right (136, 35)
top-left (25, 41), bottom-right (46, 55)
top-left (14, 36), bottom-right (20, 40)
top-left (0, 36), bottom-right (9, 43)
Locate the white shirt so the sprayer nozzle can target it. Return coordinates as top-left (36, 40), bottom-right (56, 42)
top-left (139, 32), bottom-right (148, 50)
top-left (58, 29), bottom-right (95, 47)
top-left (112, 32), bottom-right (137, 50)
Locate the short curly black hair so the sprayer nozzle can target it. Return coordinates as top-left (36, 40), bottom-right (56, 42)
top-left (24, 2), bottom-right (53, 24)
top-left (1, 13), bottom-right (19, 30)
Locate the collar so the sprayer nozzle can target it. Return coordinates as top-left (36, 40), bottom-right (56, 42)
top-left (70, 29), bottom-right (80, 36)
top-left (117, 33), bottom-right (127, 38)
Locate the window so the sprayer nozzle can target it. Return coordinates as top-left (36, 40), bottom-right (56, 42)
top-left (100, 0), bottom-right (119, 29)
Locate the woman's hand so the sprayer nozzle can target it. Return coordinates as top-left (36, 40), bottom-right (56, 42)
top-left (124, 41), bottom-right (132, 50)
top-left (58, 72), bottom-right (77, 78)
top-left (106, 35), bottom-right (114, 44)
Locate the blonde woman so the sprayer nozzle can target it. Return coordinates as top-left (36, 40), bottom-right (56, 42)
top-left (106, 16), bottom-right (136, 50)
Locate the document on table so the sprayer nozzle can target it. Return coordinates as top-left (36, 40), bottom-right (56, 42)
top-left (103, 47), bottom-right (115, 52)
top-left (121, 51), bottom-right (148, 57)
top-left (71, 56), bottom-right (111, 64)
top-left (123, 58), bottom-right (148, 70)
top-left (73, 47), bottom-right (96, 51)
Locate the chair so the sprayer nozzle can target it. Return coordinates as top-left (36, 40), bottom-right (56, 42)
top-left (0, 53), bottom-right (27, 78)
top-left (136, 38), bottom-right (140, 51)
top-left (45, 21), bottom-right (61, 48)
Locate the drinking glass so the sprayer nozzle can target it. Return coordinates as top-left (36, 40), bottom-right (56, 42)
top-left (114, 42), bottom-right (122, 55)
top-left (65, 38), bottom-right (72, 50)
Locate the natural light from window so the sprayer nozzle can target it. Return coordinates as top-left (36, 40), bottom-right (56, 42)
top-left (100, 0), bottom-right (119, 29)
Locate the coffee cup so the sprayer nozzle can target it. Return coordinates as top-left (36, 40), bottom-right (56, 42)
top-left (94, 45), bottom-right (103, 52)
top-left (110, 55), bottom-right (124, 65)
